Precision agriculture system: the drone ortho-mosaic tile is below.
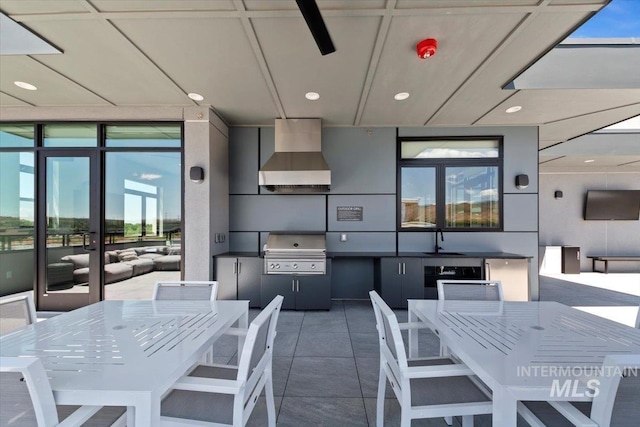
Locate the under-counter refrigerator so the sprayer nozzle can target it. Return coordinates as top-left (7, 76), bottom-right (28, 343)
top-left (484, 258), bottom-right (530, 301)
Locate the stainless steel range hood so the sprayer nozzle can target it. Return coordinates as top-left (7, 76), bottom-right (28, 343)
top-left (259, 119), bottom-right (331, 193)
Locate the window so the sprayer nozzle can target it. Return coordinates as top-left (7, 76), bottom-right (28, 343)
top-left (399, 138), bottom-right (502, 230)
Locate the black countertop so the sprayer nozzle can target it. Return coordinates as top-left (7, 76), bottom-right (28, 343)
top-left (216, 251), bottom-right (530, 259)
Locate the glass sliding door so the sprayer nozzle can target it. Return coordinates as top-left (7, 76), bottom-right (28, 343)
top-left (37, 151), bottom-right (100, 310)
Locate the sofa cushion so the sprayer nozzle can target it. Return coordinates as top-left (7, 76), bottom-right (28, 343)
top-left (154, 255), bottom-right (181, 271)
top-left (73, 267), bottom-right (89, 284)
top-left (139, 253), bottom-right (163, 261)
top-left (117, 251), bottom-right (138, 262)
top-left (125, 258), bottom-right (155, 276)
top-left (105, 263), bottom-right (133, 284)
top-left (61, 253), bottom-right (90, 269)
top-left (105, 251), bottom-right (119, 264)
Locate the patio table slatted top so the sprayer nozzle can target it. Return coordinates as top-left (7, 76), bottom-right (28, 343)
top-left (408, 300), bottom-right (640, 427)
top-left (0, 299), bottom-right (249, 426)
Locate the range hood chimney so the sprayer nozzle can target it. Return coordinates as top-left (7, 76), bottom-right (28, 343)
top-left (259, 118), bottom-right (331, 193)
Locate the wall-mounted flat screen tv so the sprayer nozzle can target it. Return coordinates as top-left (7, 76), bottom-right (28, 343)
top-left (584, 190), bottom-right (640, 220)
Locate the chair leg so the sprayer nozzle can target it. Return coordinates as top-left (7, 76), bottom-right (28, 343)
top-left (444, 415), bottom-right (453, 425)
top-left (462, 415), bottom-right (474, 427)
top-left (376, 364), bottom-right (386, 427)
top-left (400, 408), bottom-right (411, 427)
top-left (265, 370), bottom-right (277, 427)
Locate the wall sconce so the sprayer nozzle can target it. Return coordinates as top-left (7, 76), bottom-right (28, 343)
top-left (554, 190), bottom-right (563, 199)
top-left (515, 174), bottom-right (529, 190)
top-left (190, 166), bottom-right (204, 183)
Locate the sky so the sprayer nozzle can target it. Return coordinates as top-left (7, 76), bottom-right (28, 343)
top-left (569, 0), bottom-right (640, 38)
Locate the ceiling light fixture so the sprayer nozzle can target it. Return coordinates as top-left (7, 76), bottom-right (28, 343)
top-left (584, 159), bottom-right (595, 163)
top-left (394, 92), bottom-right (410, 101)
top-left (14, 81), bottom-right (37, 91)
top-left (505, 106), bottom-right (522, 113)
top-left (305, 92), bottom-right (320, 101)
top-left (188, 92), bottom-right (204, 101)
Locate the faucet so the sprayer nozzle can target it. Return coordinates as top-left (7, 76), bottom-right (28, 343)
top-left (435, 228), bottom-right (444, 254)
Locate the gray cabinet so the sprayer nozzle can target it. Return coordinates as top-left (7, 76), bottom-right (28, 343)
top-left (484, 258), bottom-right (529, 301)
top-left (214, 256), bottom-right (262, 307)
top-left (378, 258), bottom-right (423, 308)
top-left (261, 260), bottom-right (331, 310)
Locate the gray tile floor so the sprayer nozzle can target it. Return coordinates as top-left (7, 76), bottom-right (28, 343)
top-left (212, 276), bottom-right (639, 426)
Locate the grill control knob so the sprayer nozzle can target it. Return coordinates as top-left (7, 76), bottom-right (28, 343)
top-left (293, 263), bottom-right (298, 269)
top-left (311, 264), bottom-right (316, 269)
top-left (275, 264), bottom-right (280, 269)
top-left (269, 264), bottom-right (275, 269)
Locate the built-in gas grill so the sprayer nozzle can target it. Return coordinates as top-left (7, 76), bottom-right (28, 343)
top-left (263, 232), bottom-right (326, 275)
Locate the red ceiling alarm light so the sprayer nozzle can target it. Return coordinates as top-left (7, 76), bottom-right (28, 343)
top-left (417, 38), bottom-right (437, 59)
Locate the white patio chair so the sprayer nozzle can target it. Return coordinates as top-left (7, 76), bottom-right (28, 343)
top-left (370, 291), bottom-right (492, 427)
top-left (160, 295), bottom-right (283, 427)
top-left (436, 279), bottom-right (504, 301)
top-left (0, 294), bottom-right (37, 335)
top-left (152, 280), bottom-right (218, 300)
top-left (0, 356), bottom-right (126, 427)
top-left (518, 353), bottom-right (640, 427)
top-left (635, 306), bottom-right (640, 329)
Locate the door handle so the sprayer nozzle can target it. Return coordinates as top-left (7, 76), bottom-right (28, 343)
top-left (82, 232), bottom-right (97, 251)
top-left (292, 279), bottom-right (295, 292)
top-left (398, 262), bottom-right (402, 275)
top-left (233, 262), bottom-right (237, 274)
top-left (296, 280), bottom-right (300, 292)
top-left (402, 263), bottom-right (406, 275)
top-left (237, 261), bottom-right (241, 275)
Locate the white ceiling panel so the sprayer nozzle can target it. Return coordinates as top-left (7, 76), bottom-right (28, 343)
top-left (479, 89), bottom-right (640, 125)
top-left (429, 11), bottom-right (592, 126)
top-left (253, 16), bottom-right (380, 125)
top-left (0, 56), bottom-right (110, 106)
top-left (112, 17), bottom-right (277, 124)
top-left (91, 0), bottom-right (236, 12)
top-left (244, 1), bottom-right (386, 11)
top-left (0, 92), bottom-right (31, 107)
top-left (26, 19), bottom-right (189, 105)
top-left (360, 12), bottom-right (524, 126)
top-left (396, 0), bottom-right (539, 8)
top-left (0, 1), bottom-right (88, 14)
top-left (540, 104), bottom-right (640, 147)
top-left (540, 155), bottom-right (640, 167)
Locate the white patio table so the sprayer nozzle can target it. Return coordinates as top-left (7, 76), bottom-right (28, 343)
top-left (407, 300), bottom-right (640, 427)
top-left (0, 299), bottom-right (249, 426)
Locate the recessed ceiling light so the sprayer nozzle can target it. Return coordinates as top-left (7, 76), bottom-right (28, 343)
top-left (394, 92), bottom-right (410, 101)
top-left (505, 105), bottom-right (522, 113)
top-left (188, 92), bottom-right (204, 101)
top-left (584, 159), bottom-right (595, 163)
top-left (305, 92), bottom-right (320, 101)
top-left (14, 81), bottom-right (37, 91)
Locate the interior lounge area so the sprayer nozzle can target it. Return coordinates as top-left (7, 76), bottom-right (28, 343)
top-left (1, 0), bottom-right (639, 426)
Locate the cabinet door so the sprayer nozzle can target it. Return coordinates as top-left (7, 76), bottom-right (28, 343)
top-left (296, 275), bottom-right (331, 310)
top-left (237, 257), bottom-right (263, 308)
top-left (485, 258), bottom-right (529, 301)
top-left (261, 275), bottom-right (296, 310)
top-left (380, 258), bottom-right (403, 308)
top-left (400, 258), bottom-right (424, 308)
top-left (215, 257), bottom-right (238, 300)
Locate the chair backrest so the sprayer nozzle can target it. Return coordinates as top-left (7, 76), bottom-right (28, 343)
top-left (152, 281), bottom-right (218, 301)
top-left (591, 354), bottom-right (640, 426)
top-left (369, 291), bottom-right (409, 382)
top-left (635, 306), bottom-right (640, 329)
top-left (437, 279), bottom-right (504, 301)
top-left (0, 294), bottom-right (37, 335)
top-left (0, 356), bottom-right (59, 427)
top-left (236, 295), bottom-right (283, 402)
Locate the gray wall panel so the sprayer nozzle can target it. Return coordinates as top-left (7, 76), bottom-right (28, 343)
top-left (326, 232), bottom-right (396, 252)
top-left (230, 195), bottom-right (326, 231)
top-left (540, 172), bottom-right (640, 272)
top-left (504, 194), bottom-right (538, 231)
top-left (229, 127), bottom-right (258, 194)
top-left (327, 195), bottom-right (396, 231)
top-left (259, 127), bottom-right (275, 195)
top-left (323, 127), bottom-right (396, 194)
top-left (229, 232), bottom-right (259, 252)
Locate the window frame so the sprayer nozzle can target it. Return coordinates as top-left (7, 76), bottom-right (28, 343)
top-left (397, 136), bottom-right (504, 232)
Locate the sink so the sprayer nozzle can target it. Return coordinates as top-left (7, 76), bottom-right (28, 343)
top-left (422, 252), bottom-right (465, 256)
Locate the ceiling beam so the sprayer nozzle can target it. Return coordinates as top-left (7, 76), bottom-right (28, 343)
top-left (233, 0), bottom-right (286, 119)
top-left (353, 0), bottom-right (396, 126)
